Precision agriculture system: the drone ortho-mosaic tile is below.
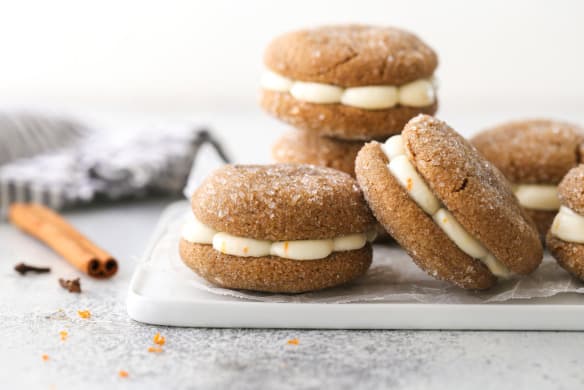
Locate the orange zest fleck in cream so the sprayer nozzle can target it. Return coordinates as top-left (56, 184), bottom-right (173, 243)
top-left (77, 310), bottom-right (91, 319)
top-left (59, 330), bottom-right (68, 341)
top-left (287, 338), bottom-right (299, 345)
top-left (42, 354), bottom-right (49, 361)
top-left (243, 246), bottom-right (249, 254)
top-left (284, 242), bottom-right (289, 253)
top-left (406, 177), bottom-right (413, 191)
top-left (118, 370), bottom-right (129, 378)
top-left (148, 346), bottom-right (163, 353)
top-left (153, 332), bottom-right (166, 346)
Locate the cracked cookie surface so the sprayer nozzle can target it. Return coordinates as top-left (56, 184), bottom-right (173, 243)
top-left (264, 24), bottom-right (437, 87)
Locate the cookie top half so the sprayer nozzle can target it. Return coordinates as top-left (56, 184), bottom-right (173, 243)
top-left (402, 115), bottom-right (542, 273)
top-left (471, 119), bottom-right (584, 184)
top-left (557, 164), bottom-right (584, 215)
top-left (264, 24), bottom-right (438, 87)
top-left (192, 164), bottom-right (375, 241)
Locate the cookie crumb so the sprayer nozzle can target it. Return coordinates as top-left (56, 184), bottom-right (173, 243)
top-left (118, 370), bottom-right (129, 378)
top-left (77, 310), bottom-right (91, 319)
top-left (59, 278), bottom-right (81, 293)
top-left (287, 338), bottom-right (299, 345)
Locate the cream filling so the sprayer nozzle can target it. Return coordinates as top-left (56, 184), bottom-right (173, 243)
top-left (260, 70), bottom-right (435, 109)
top-left (512, 184), bottom-right (560, 211)
top-left (181, 215), bottom-right (376, 261)
top-left (381, 135), bottom-right (513, 279)
top-left (551, 206), bottom-right (584, 244)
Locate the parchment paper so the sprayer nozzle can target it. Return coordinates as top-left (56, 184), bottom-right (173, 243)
top-left (147, 202), bottom-right (584, 304)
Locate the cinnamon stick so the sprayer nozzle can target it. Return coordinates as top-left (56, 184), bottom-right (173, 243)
top-left (8, 203), bottom-right (118, 278)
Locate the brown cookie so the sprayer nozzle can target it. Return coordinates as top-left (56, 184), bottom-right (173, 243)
top-left (546, 233), bottom-right (584, 281)
top-left (182, 164), bottom-right (376, 293)
top-left (524, 209), bottom-right (557, 239)
top-left (260, 25), bottom-right (439, 140)
top-left (471, 119), bottom-right (584, 184)
top-left (547, 165), bottom-right (584, 280)
top-left (355, 115), bottom-right (542, 289)
top-left (265, 25), bottom-right (437, 87)
top-left (272, 129), bottom-right (365, 176)
top-left (180, 239), bottom-right (372, 293)
top-left (472, 119), bottom-right (584, 237)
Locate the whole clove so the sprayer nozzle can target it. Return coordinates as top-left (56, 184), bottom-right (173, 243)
top-left (14, 262), bottom-right (51, 275)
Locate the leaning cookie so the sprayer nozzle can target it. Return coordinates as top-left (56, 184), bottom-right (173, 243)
top-left (272, 129), bottom-right (364, 176)
top-left (180, 164), bottom-right (377, 293)
top-left (546, 165), bottom-right (584, 280)
top-left (355, 115), bottom-right (543, 289)
top-left (260, 25), bottom-right (438, 140)
top-left (472, 119), bottom-right (584, 237)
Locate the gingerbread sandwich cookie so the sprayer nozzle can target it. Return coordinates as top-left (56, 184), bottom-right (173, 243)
top-left (547, 165), bottom-right (584, 280)
top-left (272, 129), bottom-right (364, 176)
top-left (180, 164), bottom-right (377, 293)
top-left (260, 25), bottom-right (438, 140)
top-left (355, 115), bottom-right (542, 289)
top-left (472, 119), bottom-right (584, 237)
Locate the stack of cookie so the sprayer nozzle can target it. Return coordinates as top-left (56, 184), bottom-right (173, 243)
top-left (179, 24), bottom-right (562, 294)
top-left (260, 25), bottom-right (439, 176)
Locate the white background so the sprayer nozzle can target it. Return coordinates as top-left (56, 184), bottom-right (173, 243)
top-left (0, 0), bottom-right (582, 118)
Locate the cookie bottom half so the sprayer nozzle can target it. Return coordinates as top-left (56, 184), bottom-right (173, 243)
top-left (179, 239), bottom-right (373, 293)
top-left (272, 130), bottom-right (363, 176)
top-left (546, 232), bottom-right (584, 280)
top-left (261, 90), bottom-right (438, 141)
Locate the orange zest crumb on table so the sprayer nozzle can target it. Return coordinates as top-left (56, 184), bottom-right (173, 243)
top-left (42, 354), bottom-right (49, 361)
top-left (118, 370), bottom-right (129, 378)
top-left (153, 332), bottom-right (166, 346)
top-left (77, 310), bottom-right (91, 319)
top-left (59, 330), bottom-right (68, 341)
top-left (287, 338), bottom-right (299, 345)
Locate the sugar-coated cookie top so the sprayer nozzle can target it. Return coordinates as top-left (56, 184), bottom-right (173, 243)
top-left (471, 119), bottom-right (584, 184)
top-left (264, 24), bottom-right (437, 87)
top-left (192, 164), bottom-right (375, 241)
top-left (402, 115), bottom-right (542, 274)
top-left (558, 164), bottom-right (584, 215)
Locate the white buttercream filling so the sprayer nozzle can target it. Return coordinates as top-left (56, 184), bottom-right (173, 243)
top-left (512, 184), bottom-right (560, 211)
top-left (181, 215), bottom-right (375, 260)
top-left (381, 135), bottom-right (513, 279)
top-left (551, 206), bottom-right (584, 244)
top-left (260, 70), bottom-right (435, 109)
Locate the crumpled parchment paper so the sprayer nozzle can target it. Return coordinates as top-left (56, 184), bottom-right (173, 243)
top-left (146, 202), bottom-right (584, 304)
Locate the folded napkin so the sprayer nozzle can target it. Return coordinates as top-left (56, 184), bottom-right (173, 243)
top-left (0, 112), bottom-right (230, 218)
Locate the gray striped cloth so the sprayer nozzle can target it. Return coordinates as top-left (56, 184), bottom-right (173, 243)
top-left (0, 112), bottom-right (230, 218)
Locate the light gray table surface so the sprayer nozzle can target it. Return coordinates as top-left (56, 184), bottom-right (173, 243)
top-left (3, 110), bottom-right (584, 389)
top-left (0, 197), bottom-right (583, 390)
